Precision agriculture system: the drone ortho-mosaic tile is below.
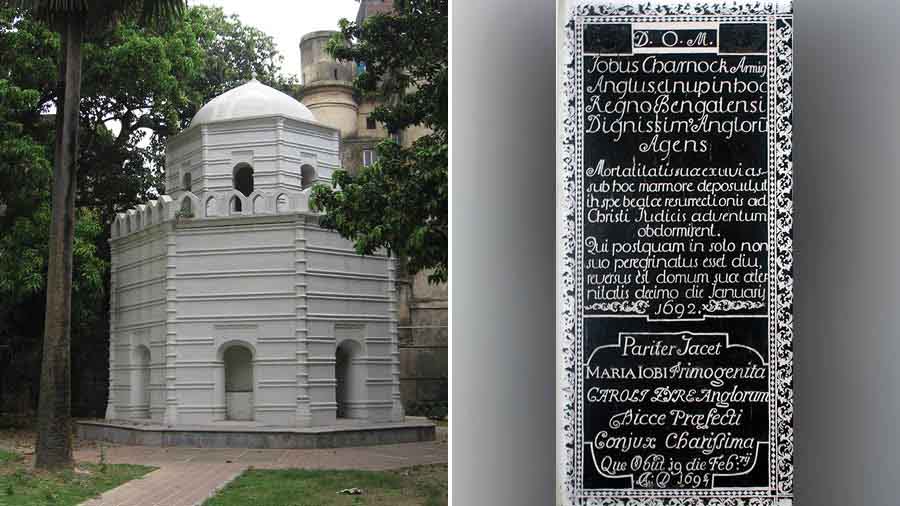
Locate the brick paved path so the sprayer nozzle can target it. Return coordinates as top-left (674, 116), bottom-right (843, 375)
top-left (75, 441), bottom-right (447, 506)
top-left (79, 463), bottom-right (246, 506)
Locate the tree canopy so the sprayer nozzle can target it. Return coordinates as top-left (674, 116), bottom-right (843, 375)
top-left (0, 3), bottom-right (296, 417)
top-left (310, 0), bottom-right (448, 284)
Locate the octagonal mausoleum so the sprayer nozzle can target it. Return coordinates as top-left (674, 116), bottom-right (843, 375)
top-left (104, 80), bottom-right (403, 428)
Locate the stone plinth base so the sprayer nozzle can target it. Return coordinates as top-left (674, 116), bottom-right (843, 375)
top-left (76, 418), bottom-right (436, 449)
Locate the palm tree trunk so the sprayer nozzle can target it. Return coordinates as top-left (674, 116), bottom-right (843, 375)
top-left (35, 12), bottom-right (83, 471)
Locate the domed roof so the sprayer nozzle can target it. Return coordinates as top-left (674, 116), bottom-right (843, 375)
top-left (189, 79), bottom-right (316, 127)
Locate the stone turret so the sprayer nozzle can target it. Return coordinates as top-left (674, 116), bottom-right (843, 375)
top-left (299, 31), bottom-right (359, 139)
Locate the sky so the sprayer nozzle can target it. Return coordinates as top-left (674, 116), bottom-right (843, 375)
top-left (191, 0), bottom-right (361, 82)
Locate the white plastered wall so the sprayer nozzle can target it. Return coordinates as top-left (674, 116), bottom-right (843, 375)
top-left (106, 199), bottom-right (172, 422)
top-left (108, 111), bottom-right (400, 428)
top-left (109, 210), bottom-right (402, 427)
top-left (165, 116), bottom-right (341, 200)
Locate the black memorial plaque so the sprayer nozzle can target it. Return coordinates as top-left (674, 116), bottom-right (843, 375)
top-left (558, 2), bottom-right (793, 505)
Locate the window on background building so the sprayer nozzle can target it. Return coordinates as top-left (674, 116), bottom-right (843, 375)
top-left (362, 149), bottom-right (378, 167)
top-left (366, 117), bottom-right (376, 130)
top-left (183, 172), bottom-right (192, 192)
top-left (390, 131), bottom-right (402, 144)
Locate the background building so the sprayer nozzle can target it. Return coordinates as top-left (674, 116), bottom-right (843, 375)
top-left (298, 1), bottom-right (448, 416)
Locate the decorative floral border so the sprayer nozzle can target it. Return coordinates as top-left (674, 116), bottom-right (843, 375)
top-left (702, 300), bottom-right (766, 313)
top-left (558, 2), bottom-right (793, 505)
top-left (584, 301), bottom-right (650, 313)
top-left (771, 16), bottom-right (794, 499)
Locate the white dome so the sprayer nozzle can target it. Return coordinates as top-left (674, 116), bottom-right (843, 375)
top-left (189, 79), bottom-right (316, 127)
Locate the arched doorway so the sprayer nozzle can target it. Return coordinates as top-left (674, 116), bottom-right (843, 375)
top-left (224, 345), bottom-right (254, 421)
top-left (133, 345), bottom-right (151, 419)
top-left (335, 340), bottom-right (364, 419)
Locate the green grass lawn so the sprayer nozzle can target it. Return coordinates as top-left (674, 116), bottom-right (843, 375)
top-left (204, 464), bottom-right (447, 506)
top-left (0, 448), bottom-right (153, 506)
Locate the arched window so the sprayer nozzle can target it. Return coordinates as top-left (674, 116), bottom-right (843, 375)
top-left (183, 172), bottom-right (192, 192)
top-left (205, 196), bottom-right (216, 217)
top-left (276, 194), bottom-right (289, 213)
top-left (230, 195), bottom-right (242, 214)
top-left (233, 163), bottom-right (254, 197)
top-left (301, 164), bottom-right (316, 189)
top-left (180, 197), bottom-right (192, 216)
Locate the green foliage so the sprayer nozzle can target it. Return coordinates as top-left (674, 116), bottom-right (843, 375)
top-left (0, 77), bottom-right (51, 217)
top-left (0, 450), bottom-right (21, 465)
top-left (0, 2), bottom-right (294, 222)
top-left (311, 0), bottom-right (448, 284)
top-left (405, 400), bottom-right (447, 421)
top-left (181, 5), bottom-right (298, 127)
top-left (0, 65), bottom-right (107, 416)
top-left (0, 203), bottom-right (105, 305)
top-left (0, 4), bottom-right (296, 416)
top-left (0, 453), bottom-right (153, 506)
top-left (1, 0), bottom-right (186, 33)
top-left (0, 74), bottom-right (105, 307)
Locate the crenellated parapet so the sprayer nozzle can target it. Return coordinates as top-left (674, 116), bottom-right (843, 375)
top-left (111, 189), bottom-right (317, 240)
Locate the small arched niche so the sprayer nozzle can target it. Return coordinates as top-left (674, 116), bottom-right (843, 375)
top-left (276, 194), bottom-right (289, 213)
top-left (230, 195), bottom-right (242, 214)
top-left (205, 196), bottom-right (217, 217)
top-left (301, 164), bottom-right (316, 189)
top-left (335, 339), bottom-right (365, 419)
top-left (180, 196), bottom-right (192, 216)
top-left (223, 345), bottom-right (254, 421)
top-left (233, 163), bottom-right (254, 197)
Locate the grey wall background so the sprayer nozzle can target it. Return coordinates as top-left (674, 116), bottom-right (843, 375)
top-left (452, 0), bottom-right (900, 505)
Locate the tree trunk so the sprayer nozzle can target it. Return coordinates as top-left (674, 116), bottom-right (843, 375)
top-left (35, 13), bottom-right (83, 471)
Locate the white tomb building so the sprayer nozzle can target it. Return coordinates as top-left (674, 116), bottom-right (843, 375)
top-left (105, 80), bottom-right (403, 428)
